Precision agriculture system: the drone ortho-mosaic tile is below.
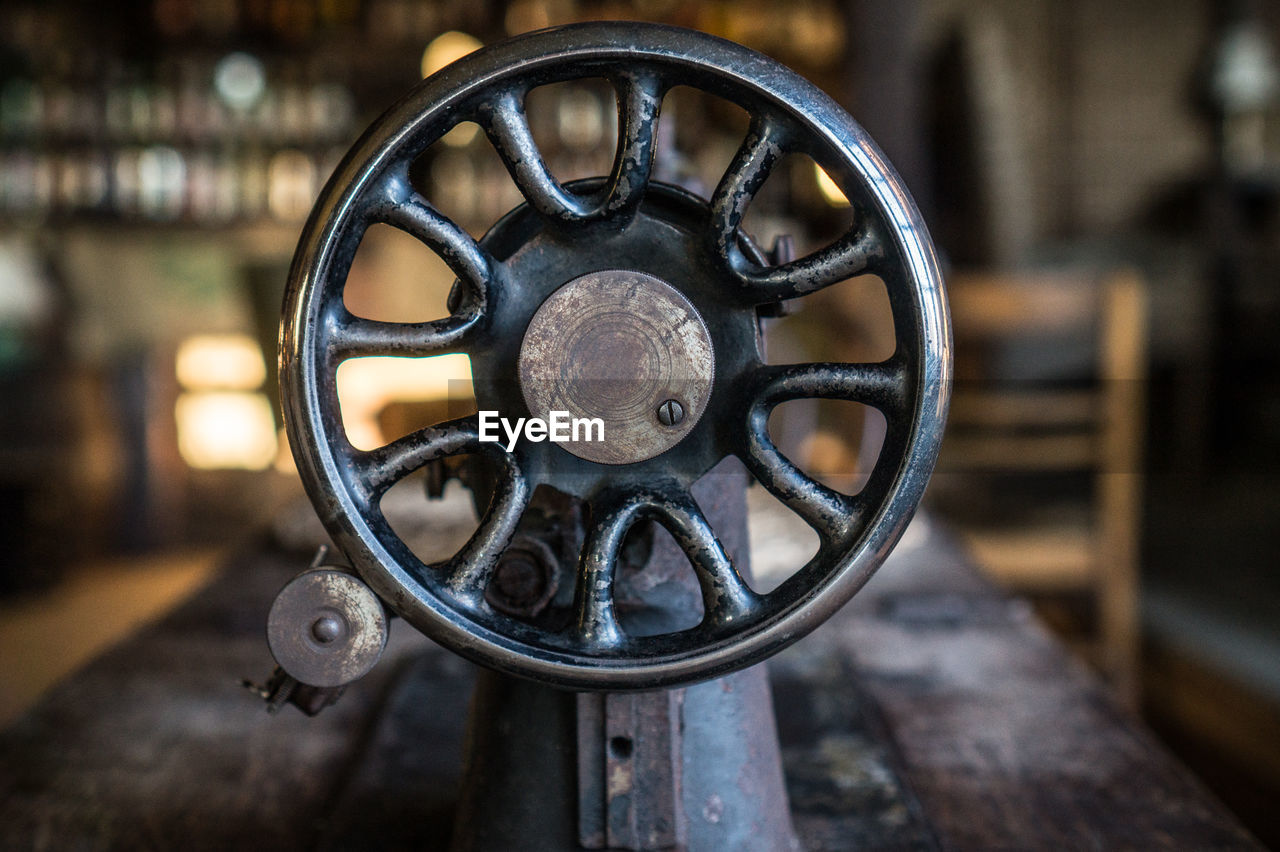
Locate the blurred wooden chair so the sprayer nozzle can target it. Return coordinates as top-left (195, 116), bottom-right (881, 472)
top-left (937, 269), bottom-right (1147, 707)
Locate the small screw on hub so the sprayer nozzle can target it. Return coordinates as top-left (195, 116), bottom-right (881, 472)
top-left (657, 399), bottom-right (685, 427)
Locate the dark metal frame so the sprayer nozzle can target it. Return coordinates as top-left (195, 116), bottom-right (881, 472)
top-left (281, 22), bottom-right (951, 690)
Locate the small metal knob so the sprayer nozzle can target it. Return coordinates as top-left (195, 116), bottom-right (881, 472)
top-left (310, 614), bottom-right (344, 644)
top-left (267, 567), bottom-right (388, 688)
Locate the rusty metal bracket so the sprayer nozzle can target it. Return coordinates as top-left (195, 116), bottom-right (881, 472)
top-left (577, 690), bottom-right (686, 851)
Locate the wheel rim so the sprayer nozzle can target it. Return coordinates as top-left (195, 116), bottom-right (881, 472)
top-left (281, 22), bottom-right (951, 690)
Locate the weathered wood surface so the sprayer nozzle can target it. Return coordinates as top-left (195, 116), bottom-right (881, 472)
top-left (834, 519), bottom-right (1256, 850)
top-left (0, 518), bottom-right (1258, 850)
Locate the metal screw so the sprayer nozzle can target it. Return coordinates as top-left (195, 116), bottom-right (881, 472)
top-left (311, 615), bottom-right (343, 644)
top-left (657, 399), bottom-right (685, 427)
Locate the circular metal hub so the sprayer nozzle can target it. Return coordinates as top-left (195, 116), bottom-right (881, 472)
top-left (517, 269), bottom-right (714, 465)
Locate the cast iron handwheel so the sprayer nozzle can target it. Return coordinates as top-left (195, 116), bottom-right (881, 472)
top-left (281, 22), bottom-right (951, 690)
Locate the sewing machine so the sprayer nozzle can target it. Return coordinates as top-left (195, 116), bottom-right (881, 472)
top-left (263, 22), bottom-right (947, 850)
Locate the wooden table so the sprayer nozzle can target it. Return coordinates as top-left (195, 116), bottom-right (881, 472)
top-left (0, 515), bottom-right (1257, 850)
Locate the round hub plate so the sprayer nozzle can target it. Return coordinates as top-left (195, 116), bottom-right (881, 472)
top-left (517, 269), bottom-right (714, 465)
top-left (266, 568), bottom-right (388, 688)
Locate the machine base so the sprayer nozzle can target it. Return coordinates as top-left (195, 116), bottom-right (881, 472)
top-left (451, 665), bottom-right (799, 852)
top-left (316, 641), bottom-right (932, 850)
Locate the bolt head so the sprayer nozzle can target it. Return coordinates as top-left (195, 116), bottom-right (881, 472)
top-left (657, 398), bottom-right (685, 427)
top-left (492, 557), bottom-right (545, 609)
top-left (311, 614), bottom-right (343, 644)
top-left (484, 536), bottom-right (560, 618)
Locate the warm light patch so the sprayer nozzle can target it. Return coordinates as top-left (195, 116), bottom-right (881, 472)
top-left (814, 164), bottom-right (850, 207)
top-left (176, 392), bottom-right (278, 470)
top-left (176, 333), bottom-right (267, 390)
top-left (441, 122), bottom-right (480, 148)
top-left (422, 31), bottom-right (482, 78)
top-left (336, 354), bottom-right (474, 450)
top-left (268, 149), bottom-right (318, 221)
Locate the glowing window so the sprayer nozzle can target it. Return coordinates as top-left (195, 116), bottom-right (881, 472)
top-left (176, 391), bottom-right (278, 470)
top-left (336, 354), bottom-right (473, 451)
top-left (176, 333), bottom-right (267, 391)
top-left (175, 333), bottom-right (277, 470)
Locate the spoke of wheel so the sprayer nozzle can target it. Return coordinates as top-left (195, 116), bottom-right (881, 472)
top-left (480, 88), bottom-right (592, 222)
top-left (573, 492), bottom-right (640, 650)
top-left (378, 175), bottom-right (493, 297)
top-left (739, 360), bottom-right (910, 543)
top-left (648, 492), bottom-right (759, 627)
top-left (349, 415), bottom-right (528, 608)
top-left (710, 116), bottom-right (787, 263)
top-left (743, 423), bottom-right (857, 544)
top-left (755, 360), bottom-right (908, 414)
top-left (347, 415), bottom-right (479, 503)
top-left (324, 175), bottom-right (492, 361)
top-left (600, 71), bottom-right (664, 220)
top-left (443, 450), bottom-right (529, 606)
top-left (328, 309), bottom-right (478, 359)
top-left (739, 222), bottom-right (884, 302)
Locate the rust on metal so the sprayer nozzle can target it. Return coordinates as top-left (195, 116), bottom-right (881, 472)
top-left (577, 690), bottom-right (686, 851)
